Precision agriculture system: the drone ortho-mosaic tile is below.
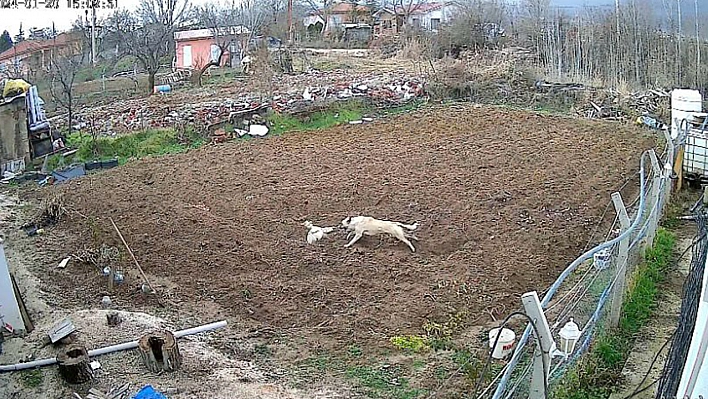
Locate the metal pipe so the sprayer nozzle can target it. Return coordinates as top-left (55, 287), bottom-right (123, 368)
top-left (0, 320), bottom-right (227, 372)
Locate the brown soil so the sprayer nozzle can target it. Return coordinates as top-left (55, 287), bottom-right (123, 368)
top-left (33, 104), bottom-right (653, 351)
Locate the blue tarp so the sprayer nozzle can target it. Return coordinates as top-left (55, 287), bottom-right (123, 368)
top-left (132, 385), bottom-right (167, 399)
top-left (51, 164), bottom-right (86, 183)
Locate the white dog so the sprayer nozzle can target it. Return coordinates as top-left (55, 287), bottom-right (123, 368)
top-left (341, 216), bottom-right (419, 252)
top-left (303, 221), bottom-right (335, 244)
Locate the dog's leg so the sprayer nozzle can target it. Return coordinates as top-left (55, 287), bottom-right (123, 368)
top-left (346, 231), bottom-right (355, 241)
top-left (393, 229), bottom-right (416, 252)
top-left (344, 232), bottom-right (363, 248)
top-left (406, 233), bottom-right (419, 241)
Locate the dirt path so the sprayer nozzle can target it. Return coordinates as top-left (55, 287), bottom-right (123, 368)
top-left (609, 221), bottom-right (697, 399)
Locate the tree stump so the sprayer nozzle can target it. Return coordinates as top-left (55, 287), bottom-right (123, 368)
top-left (137, 330), bottom-right (181, 373)
top-left (106, 312), bottom-right (122, 327)
top-left (57, 345), bottom-right (93, 384)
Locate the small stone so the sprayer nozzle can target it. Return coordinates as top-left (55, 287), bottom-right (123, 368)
top-left (101, 296), bottom-right (112, 309)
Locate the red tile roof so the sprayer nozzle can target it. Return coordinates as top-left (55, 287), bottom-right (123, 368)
top-left (0, 32), bottom-right (80, 62)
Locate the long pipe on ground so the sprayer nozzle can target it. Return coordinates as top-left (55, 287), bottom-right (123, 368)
top-left (0, 320), bottom-right (227, 372)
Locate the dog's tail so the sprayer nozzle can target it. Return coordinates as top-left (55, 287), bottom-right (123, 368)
top-left (397, 221), bottom-right (419, 231)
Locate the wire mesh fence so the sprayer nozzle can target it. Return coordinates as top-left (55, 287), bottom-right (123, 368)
top-left (479, 127), bottom-right (677, 399)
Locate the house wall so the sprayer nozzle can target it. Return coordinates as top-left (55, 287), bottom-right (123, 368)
top-left (175, 38), bottom-right (230, 69)
top-left (374, 12), bottom-right (400, 36)
top-left (408, 6), bottom-right (451, 32)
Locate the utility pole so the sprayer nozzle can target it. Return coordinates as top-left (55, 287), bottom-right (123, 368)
top-left (287, 0), bottom-right (294, 44)
top-left (91, 5), bottom-right (97, 65)
top-left (696, 0), bottom-right (701, 87)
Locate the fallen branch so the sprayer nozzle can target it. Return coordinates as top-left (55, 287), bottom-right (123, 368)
top-left (109, 217), bottom-right (162, 306)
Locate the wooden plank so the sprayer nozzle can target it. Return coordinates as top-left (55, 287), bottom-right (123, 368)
top-left (675, 145), bottom-right (685, 192)
top-left (47, 317), bottom-right (76, 343)
top-left (9, 273), bottom-right (33, 333)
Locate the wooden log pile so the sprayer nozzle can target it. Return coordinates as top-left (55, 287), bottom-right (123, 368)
top-left (576, 88), bottom-right (670, 121)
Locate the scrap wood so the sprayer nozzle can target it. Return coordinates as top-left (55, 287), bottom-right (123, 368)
top-left (109, 217), bottom-right (163, 307)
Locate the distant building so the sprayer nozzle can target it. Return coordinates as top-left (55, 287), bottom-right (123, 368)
top-left (0, 32), bottom-right (83, 80)
top-left (304, 2), bottom-right (372, 35)
top-left (173, 27), bottom-right (250, 70)
top-left (373, 2), bottom-right (455, 37)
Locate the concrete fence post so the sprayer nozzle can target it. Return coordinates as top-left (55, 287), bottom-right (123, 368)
top-left (646, 151), bottom-right (662, 249)
top-left (522, 292), bottom-right (555, 399)
top-left (610, 192), bottom-right (631, 328)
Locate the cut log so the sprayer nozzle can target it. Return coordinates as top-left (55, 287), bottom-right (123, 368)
top-left (57, 345), bottom-right (93, 384)
top-left (137, 330), bottom-right (181, 373)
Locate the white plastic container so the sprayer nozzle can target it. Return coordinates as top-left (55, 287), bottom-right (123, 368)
top-left (671, 89), bottom-right (703, 139)
top-left (489, 328), bottom-right (516, 359)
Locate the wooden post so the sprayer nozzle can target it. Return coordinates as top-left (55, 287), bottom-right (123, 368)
top-left (674, 145), bottom-right (685, 192)
top-left (57, 345), bottom-right (93, 384)
top-left (138, 330), bottom-right (181, 373)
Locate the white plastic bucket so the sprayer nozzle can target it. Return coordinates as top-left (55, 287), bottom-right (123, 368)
top-left (489, 328), bottom-right (516, 359)
top-left (671, 89), bottom-right (703, 139)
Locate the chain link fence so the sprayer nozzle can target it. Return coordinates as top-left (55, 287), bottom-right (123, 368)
top-left (477, 127), bottom-right (677, 399)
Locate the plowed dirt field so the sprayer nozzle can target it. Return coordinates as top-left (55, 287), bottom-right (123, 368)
top-left (40, 104), bottom-right (653, 349)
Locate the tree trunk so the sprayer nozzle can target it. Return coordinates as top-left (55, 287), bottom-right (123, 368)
top-left (147, 71), bottom-right (156, 95)
top-left (196, 53), bottom-right (223, 88)
top-left (57, 345), bottom-right (93, 384)
top-left (67, 92), bottom-right (73, 135)
top-left (138, 330), bottom-right (181, 373)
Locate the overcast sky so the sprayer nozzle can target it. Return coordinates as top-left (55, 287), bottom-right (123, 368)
top-left (0, 0), bottom-right (702, 40)
top-left (0, 0), bottom-right (208, 38)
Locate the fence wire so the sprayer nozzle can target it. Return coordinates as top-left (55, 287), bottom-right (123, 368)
top-left (482, 127), bottom-right (676, 399)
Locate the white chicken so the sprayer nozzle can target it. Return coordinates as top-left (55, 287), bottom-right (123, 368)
top-left (303, 221), bottom-right (335, 244)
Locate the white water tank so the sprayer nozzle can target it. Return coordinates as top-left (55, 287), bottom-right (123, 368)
top-left (671, 89), bottom-right (703, 139)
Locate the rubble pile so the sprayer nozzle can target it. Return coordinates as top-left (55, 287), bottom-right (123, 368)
top-left (575, 89), bottom-right (671, 121)
top-left (49, 70), bottom-right (426, 135)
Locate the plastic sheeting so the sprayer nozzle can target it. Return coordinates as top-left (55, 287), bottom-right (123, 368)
top-left (26, 86), bottom-right (50, 132)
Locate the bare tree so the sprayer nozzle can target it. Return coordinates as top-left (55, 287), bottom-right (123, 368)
top-left (47, 32), bottom-right (87, 135)
top-left (191, 2), bottom-right (241, 86)
top-left (393, 0), bottom-right (428, 30)
top-left (301, 0), bottom-right (334, 37)
top-left (235, 0), bottom-right (266, 58)
top-left (105, 0), bottom-right (190, 94)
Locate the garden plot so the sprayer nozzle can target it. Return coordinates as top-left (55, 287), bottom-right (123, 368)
top-left (35, 104), bottom-right (653, 356)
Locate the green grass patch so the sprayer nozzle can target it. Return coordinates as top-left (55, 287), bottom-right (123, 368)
top-left (47, 127), bottom-right (205, 170)
top-left (346, 364), bottom-right (426, 399)
top-left (554, 228), bottom-right (676, 399)
top-left (267, 101), bottom-right (368, 135)
top-left (19, 369), bottom-right (44, 388)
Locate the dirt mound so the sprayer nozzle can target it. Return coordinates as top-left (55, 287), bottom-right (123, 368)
top-left (40, 104), bottom-right (652, 349)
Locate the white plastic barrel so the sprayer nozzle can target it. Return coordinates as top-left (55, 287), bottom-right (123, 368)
top-left (489, 328), bottom-right (516, 359)
top-left (671, 89), bottom-right (703, 139)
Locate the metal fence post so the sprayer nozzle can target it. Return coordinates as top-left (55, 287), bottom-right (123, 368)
top-left (522, 291), bottom-right (555, 399)
top-left (609, 192), bottom-right (631, 328)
